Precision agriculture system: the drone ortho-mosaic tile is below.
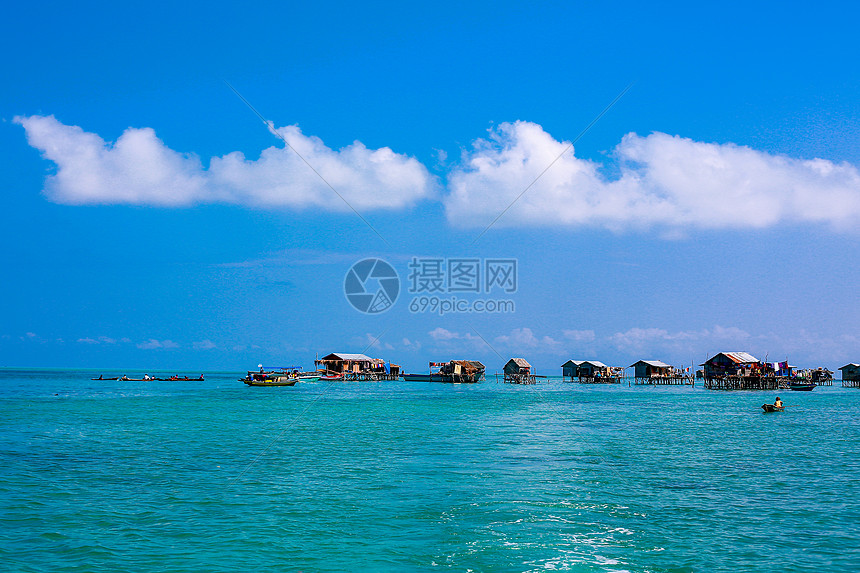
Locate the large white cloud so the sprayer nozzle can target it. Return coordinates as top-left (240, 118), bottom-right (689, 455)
top-left (15, 115), bottom-right (436, 210)
top-left (17, 115), bottom-right (860, 233)
top-left (446, 121), bottom-right (860, 232)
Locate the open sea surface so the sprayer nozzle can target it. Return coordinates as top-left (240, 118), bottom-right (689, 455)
top-left (1, 368), bottom-right (858, 572)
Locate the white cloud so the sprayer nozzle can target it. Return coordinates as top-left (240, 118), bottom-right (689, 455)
top-left (608, 325), bottom-right (753, 356)
top-left (19, 115), bottom-right (860, 235)
top-left (563, 329), bottom-right (596, 343)
top-left (446, 121), bottom-right (860, 232)
top-left (358, 333), bottom-right (394, 351)
top-left (426, 327), bottom-right (486, 343)
top-left (193, 339), bottom-right (217, 350)
top-left (428, 327), bottom-right (461, 341)
top-left (77, 336), bottom-right (121, 345)
top-left (607, 325), bottom-right (859, 365)
top-left (494, 327), bottom-right (560, 349)
top-left (137, 339), bottom-right (180, 350)
top-left (15, 115), bottom-right (436, 210)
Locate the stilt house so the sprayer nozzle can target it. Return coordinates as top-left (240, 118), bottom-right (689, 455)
top-left (562, 360), bottom-right (585, 380)
top-left (630, 360), bottom-right (672, 379)
top-left (504, 358), bottom-right (535, 384)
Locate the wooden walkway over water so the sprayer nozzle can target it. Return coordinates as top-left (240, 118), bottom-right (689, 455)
top-left (843, 379), bottom-right (860, 388)
top-left (704, 376), bottom-right (784, 390)
top-left (632, 376), bottom-right (693, 386)
top-left (496, 373), bottom-right (540, 384)
top-left (563, 376), bottom-right (623, 384)
top-left (340, 373), bottom-right (400, 381)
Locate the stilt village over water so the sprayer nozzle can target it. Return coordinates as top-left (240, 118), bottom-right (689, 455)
top-left (101, 352), bottom-right (860, 391)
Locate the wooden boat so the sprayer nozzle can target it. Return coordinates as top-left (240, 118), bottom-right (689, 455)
top-left (789, 382), bottom-right (816, 391)
top-left (241, 367), bottom-right (299, 386)
top-left (402, 373), bottom-right (448, 382)
top-left (319, 374), bottom-right (344, 381)
top-left (91, 376), bottom-right (119, 380)
top-left (245, 378), bottom-right (297, 387)
top-left (403, 360), bottom-right (485, 383)
top-left (762, 404), bottom-right (785, 413)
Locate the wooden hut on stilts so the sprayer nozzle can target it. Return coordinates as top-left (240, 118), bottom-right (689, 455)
top-left (840, 364), bottom-right (860, 388)
top-left (503, 358), bottom-right (536, 384)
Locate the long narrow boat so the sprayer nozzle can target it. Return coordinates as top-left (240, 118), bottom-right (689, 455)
top-left (402, 373), bottom-right (448, 382)
top-left (403, 360), bottom-right (485, 383)
top-left (93, 375), bottom-right (162, 381)
top-left (788, 382), bottom-right (816, 391)
top-left (762, 404), bottom-right (785, 413)
top-left (245, 378), bottom-right (297, 387)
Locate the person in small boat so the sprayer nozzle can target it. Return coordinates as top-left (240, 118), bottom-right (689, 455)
top-left (774, 396), bottom-right (783, 408)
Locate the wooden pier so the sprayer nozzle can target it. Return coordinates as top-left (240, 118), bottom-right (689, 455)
top-left (570, 375), bottom-right (623, 384)
top-left (499, 372), bottom-right (537, 384)
top-left (704, 375), bottom-right (784, 390)
top-left (632, 376), bottom-right (693, 386)
top-left (842, 379), bottom-right (860, 388)
top-left (341, 372), bottom-right (399, 381)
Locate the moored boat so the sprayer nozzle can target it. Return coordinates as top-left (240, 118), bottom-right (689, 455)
top-left (241, 365), bottom-right (302, 386)
top-left (789, 382), bottom-right (816, 391)
top-left (245, 377), bottom-right (297, 387)
top-left (402, 373), bottom-right (448, 382)
top-left (403, 360), bottom-right (485, 383)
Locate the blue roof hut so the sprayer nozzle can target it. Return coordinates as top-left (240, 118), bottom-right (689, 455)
top-left (561, 359), bottom-right (585, 379)
top-left (840, 364), bottom-right (860, 383)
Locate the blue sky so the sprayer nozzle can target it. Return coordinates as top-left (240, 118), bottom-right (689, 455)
top-left (3, 0), bottom-right (859, 373)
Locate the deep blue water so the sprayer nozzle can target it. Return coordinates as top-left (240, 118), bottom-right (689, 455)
top-left (1, 369), bottom-right (858, 572)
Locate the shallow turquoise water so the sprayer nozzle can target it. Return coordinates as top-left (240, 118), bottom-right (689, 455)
top-left (1, 369), bottom-right (858, 572)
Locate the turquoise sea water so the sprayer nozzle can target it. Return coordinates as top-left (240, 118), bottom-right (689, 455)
top-left (1, 369), bottom-right (858, 572)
